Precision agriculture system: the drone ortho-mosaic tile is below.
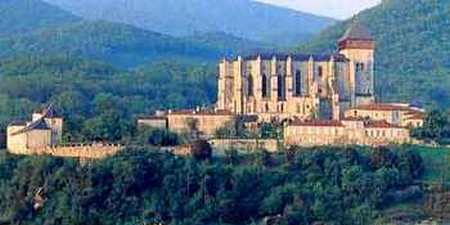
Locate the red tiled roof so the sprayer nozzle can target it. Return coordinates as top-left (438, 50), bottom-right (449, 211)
top-left (364, 120), bottom-right (403, 129)
top-left (338, 22), bottom-right (374, 43)
top-left (289, 120), bottom-right (344, 127)
top-left (406, 114), bottom-right (425, 120)
top-left (137, 116), bottom-right (167, 120)
top-left (343, 117), bottom-right (366, 121)
top-left (351, 103), bottom-right (416, 112)
top-left (169, 109), bottom-right (233, 116)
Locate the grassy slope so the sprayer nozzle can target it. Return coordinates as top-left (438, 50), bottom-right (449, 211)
top-left (375, 146), bottom-right (450, 224)
top-left (414, 146), bottom-right (450, 184)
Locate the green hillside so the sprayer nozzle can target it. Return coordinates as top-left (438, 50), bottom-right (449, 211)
top-left (0, 147), bottom-right (431, 225)
top-left (0, 0), bottom-right (269, 68)
top-left (0, 55), bottom-right (217, 143)
top-left (0, 23), bottom-right (267, 67)
top-left (0, 21), bottom-right (225, 68)
top-left (298, 0), bottom-right (450, 108)
top-left (0, 0), bottom-right (79, 37)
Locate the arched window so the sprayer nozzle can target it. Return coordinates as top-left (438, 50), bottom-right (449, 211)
top-left (318, 66), bottom-right (323, 78)
top-left (295, 70), bottom-right (302, 96)
top-left (247, 75), bottom-right (254, 97)
top-left (277, 74), bottom-right (285, 100)
top-left (262, 73), bottom-right (269, 98)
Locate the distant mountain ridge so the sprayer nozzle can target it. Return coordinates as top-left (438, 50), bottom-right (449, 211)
top-left (0, 0), bottom-right (79, 37)
top-left (298, 0), bottom-right (450, 108)
top-left (0, 0), bottom-right (271, 67)
top-left (42, 0), bottom-right (336, 46)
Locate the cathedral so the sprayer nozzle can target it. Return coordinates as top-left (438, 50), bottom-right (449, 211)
top-left (216, 22), bottom-right (376, 121)
top-left (136, 22), bottom-right (424, 147)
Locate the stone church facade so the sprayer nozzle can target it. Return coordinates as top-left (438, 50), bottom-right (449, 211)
top-left (216, 22), bottom-right (375, 121)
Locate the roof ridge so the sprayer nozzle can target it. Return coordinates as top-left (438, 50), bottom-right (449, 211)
top-left (338, 21), bottom-right (374, 43)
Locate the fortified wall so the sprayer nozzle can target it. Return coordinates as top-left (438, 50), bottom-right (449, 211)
top-left (7, 143), bottom-right (124, 159)
top-left (209, 139), bottom-right (279, 153)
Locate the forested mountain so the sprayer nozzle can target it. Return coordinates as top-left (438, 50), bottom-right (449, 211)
top-left (0, 0), bottom-right (79, 37)
top-left (42, 0), bottom-right (336, 46)
top-left (0, 21), bottom-right (225, 67)
top-left (298, 0), bottom-right (450, 108)
top-left (0, 0), bottom-right (270, 67)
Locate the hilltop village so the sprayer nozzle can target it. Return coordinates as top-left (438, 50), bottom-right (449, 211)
top-left (6, 23), bottom-right (427, 158)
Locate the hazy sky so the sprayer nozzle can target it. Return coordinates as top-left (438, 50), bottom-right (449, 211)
top-left (255, 0), bottom-right (381, 19)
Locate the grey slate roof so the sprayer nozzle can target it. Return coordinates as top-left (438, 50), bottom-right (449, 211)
top-left (9, 105), bottom-right (55, 136)
top-left (338, 22), bottom-right (374, 42)
top-left (9, 121), bottom-right (27, 126)
top-left (239, 53), bottom-right (348, 62)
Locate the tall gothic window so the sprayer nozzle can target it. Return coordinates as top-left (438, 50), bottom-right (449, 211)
top-left (247, 75), bottom-right (254, 97)
top-left (318, 66), bottom-right (323, 78)
top-left (295, 70), bottom-right (301, 96)
top-left (356, 63), bottom-right (365, 72)
top-left (277, 74), bottom-right (285, 100)
top-left (262, 73), bottom-right (268, 98)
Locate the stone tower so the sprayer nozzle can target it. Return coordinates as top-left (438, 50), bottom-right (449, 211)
top-left (338, 21), bottom-right (375, 106)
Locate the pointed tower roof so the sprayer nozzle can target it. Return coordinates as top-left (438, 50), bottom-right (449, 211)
top-left (338, 21), bottom-right (373, 43)
top-left (338, 19), bottom-right (375, 50)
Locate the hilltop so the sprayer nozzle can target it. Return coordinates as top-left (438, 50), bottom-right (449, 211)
top-left (298, 0), bottom-right (450, 108)
top-left (42, 0), bottom-right (336, 46)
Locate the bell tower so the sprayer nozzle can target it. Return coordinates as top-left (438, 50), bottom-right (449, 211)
top-left (338, 20), bottom-right (375, 106)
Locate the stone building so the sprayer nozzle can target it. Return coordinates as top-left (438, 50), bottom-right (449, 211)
top-left (216, 22), bottom-right (375, 121)
top-left (284, 118), bottom-right (412, 147)
top-left (137, 116), bottom-right (167, 129)
top-left (137, 109), bottom-right (235, 137)
top-left (139, 22), bottom-right (424, 148)
top-left (344, 103), bottom-right (425, 128)
top-left (6, 106), bottom-right (123, 159)
top-left (7, 107), bottom-right (63, 154)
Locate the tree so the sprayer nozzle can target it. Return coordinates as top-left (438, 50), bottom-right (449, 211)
top-left (190, 140), bottom-right (212, 160)
top-left (81, 110), bottom-right (133, 142)
top-left (135, 127), bottom-right (180, 146)
top-left (411, 109), bottom-right (450, 144)
top-left (260, 122), bottom-right (278, 139)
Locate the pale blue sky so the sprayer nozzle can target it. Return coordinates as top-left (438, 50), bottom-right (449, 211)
top-left (255, 0), bottom-right (381, 19)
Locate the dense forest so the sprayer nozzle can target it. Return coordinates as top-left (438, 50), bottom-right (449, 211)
top-left (0, 55), bottom-right (217, 145)
top-left (0, 146), bottom-right (433, 225)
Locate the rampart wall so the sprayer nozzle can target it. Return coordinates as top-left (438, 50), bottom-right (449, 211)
top-left (9, 143), bottom-right (123, 159)
top-left (209, 139), bottom-right (279, 153)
